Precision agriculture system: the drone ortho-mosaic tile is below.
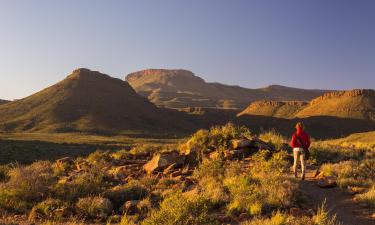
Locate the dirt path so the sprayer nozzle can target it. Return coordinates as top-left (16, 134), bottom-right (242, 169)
top-left (298, 166), bottom-right (374, 225)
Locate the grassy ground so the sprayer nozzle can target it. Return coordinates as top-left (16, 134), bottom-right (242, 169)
top-left (0, 132), bottom-right (180, 165)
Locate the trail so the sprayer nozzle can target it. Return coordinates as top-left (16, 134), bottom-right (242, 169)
top-left (298, 166), bottom-right (374, 225)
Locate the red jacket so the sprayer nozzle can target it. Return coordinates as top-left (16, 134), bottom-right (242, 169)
top-left (290, 129), bottom-right (311, 149)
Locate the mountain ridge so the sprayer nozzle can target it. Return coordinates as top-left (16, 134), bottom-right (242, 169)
top-left (125, 69), bottom-right (331, 109)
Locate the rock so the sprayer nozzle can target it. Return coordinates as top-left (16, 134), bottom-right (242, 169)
top-left (208, 151), bottom-right (220, 160)
top-left (347, 186), bottom-right (367, 195)
top-left (231, 139), bottom-right (252, 149)
top-left (229, 149), bottom-right (245, 158)
top-left (109, 166), bottom-right (129, 180)
top-left (170, 170), bottom-right (182, 178)
top-left (313, 170), bottom-right (321, 178)
top-left (56, 157), bottom-right (74, 165)
top-left (315, 171), bottom-right (325, 179)
top-left (163, 163), bottom-right (176, 175)
top-left (120, 200), bottom-right (139, 215)
top-left (317, 176), bottom-right (337, 188)
top-left (143, 152), bottom-right (184, 174)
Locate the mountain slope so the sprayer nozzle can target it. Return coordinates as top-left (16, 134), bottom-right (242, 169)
top-left (125, 69), bottom-right (330, 109)
top-left (0, 69), bottom-right (196, 134)
top-left (237, 101), bottom-right (307, 118)
top-left (0, 99), bottom-right (10, 105)
top-left (295, 89), bottom-right (375, 121)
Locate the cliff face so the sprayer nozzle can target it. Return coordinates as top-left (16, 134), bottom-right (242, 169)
top-left (295, 89), bottom-right (375, 121)
top-left (237, 101), bottom-right (308, 118)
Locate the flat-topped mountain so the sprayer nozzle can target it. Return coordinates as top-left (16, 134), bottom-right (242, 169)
top-left (125, 69), bottom-right (330, 109)
top-left (0, 69), bottom-right (196, 134)
top-left (295, 89), bottom-right (375, 121)
top-left (237, 101), bottom-right (307, 118)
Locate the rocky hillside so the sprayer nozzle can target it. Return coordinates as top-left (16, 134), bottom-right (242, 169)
top-left (0, 69), bottom-right (197, 135)
top-left (295, 89), bottom-right (375, 121)
top-left (0, 99), bottom-right (10, 105)
top-left (237, 101), bottom-right (307, 118)
top-left (125, 69), bottom-right (329, 109)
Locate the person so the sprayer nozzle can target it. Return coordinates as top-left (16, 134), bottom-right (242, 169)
top-left (290, 122), bottom-right (311, 180)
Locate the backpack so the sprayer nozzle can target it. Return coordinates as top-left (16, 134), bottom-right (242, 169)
top-left (295, 133), bottom-right (310, 160)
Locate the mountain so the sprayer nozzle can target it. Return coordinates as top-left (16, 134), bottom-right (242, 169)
top-left (237, 101), bottom-right (307, 118)
top-left (0, 69), bottom-right (196, 135)
top-left (236, 89), bottom-right (375, 139)
top-left (125, 69), bottom-right (330, 109)
top-left (0, 99), bottom-right (10, 105)
top-left (238, 89), bottom-right (375, 121)
top-left (295, 89), bottom-right (375, 121)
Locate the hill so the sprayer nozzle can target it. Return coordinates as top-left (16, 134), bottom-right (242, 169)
top-left (0, 69), bottom-right (196, 135)
top-left (295, 89), bottom-right (375, 121)
top-left (237, 100), bottom-right (307, 118)
top-left (236, 89), bottom-right (375, 138)
top-left (125, 69), bottom-right (329, 109)
top-left (0, 99), bottom-right (10, 105)
top-left (319, 131), bottom-right (375, 149)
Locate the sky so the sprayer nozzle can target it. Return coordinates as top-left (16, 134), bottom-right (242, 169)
top-left (0, 0), bottom-right (374, 100)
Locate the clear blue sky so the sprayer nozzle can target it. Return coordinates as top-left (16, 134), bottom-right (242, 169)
top-left (0, 0), bottom-right (374, 100)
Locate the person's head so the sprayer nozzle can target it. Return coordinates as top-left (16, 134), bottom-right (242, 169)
top-left (295, 122), bottom-right (304, 130)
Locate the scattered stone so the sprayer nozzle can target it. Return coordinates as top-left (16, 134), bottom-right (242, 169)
top-left (317, 176), bottom-right (337, 188)
top-left (163, 163), bottom-right (177, 175)
top-left (56, 157), bottom-right (74, 165)
top-left (143, 152), bottom-right (185, 174)
top-left (109, 166), bottom-right (129, 180)
top-left (170, 170), bottom-right (182, 178)
top-left (231, 139), bottom-right (252, 149)
top-left (208, 151), bottom-right (220, 160)
top-left (347, 186), bottom-right (367, 195)
top-left (120, 200), bottom-right (139, 215)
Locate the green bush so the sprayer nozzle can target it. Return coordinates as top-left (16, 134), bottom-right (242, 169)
top-left (29, 198), bottom-right (69, 220)
top-left (0, 161), bottom-right (56, 212)
top-left (321, 159), bottom-right (375, 188)
top-left (76, 196), bottom-right (113, 219)
top-left (355, 185), bottom-right (375, 207)
top-left (142, 193), bottom-right (217, 225)
top-left (103, 181), bottom-right (149, 211)
top-left (180, 123), bottom-right (252, 160)
top-left (0, 164), bottom-right (11, 182)
top-left (53, 166), bottom-right (108, 202)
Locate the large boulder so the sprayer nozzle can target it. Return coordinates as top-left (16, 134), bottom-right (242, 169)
top-left (143, 152), bottom-right (185, 174)
top-left (231, 139), bottom-right (253, 149)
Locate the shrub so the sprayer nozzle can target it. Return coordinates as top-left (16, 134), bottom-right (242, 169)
top-left (355, 185), bottom-right (375, 207)
top-left (53, 166), bottom-right (108, 202)
top-left (103, 181), bottom-right (149, 211)
top-left (76, 196), bottom-right (113, 219)
top-left (142, 193), bottom-right (217, 225)
top-left (0, 164), bottom-right (11, 182)
top-left (29, 198), bottom-right (69, 220)
top-left (321, 159), bottom-right (375, 188)
top-left (180, 123), bottom-right (252, 160)
top-left (259, 130), bottom-right (288, 151)
top-left (86, 151), bottom-right (113, 167)
top-left (224, 174), bottom-right (261, 216)
top-left (0, 161), bottom-right (56, 212)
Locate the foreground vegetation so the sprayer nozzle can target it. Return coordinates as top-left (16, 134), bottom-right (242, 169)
top-left (2, 123), bottom-right (369, 224)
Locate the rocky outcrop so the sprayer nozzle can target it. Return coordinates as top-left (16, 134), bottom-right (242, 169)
top-left (143, 152), bottom-right (185, 174)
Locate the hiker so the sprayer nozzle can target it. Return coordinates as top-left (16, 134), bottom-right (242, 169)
top-left (290, 122), bottom-right (311, 180)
